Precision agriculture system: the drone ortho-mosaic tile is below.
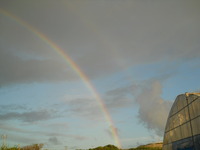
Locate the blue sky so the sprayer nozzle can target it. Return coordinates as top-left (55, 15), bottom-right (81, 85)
top-left (0, 0), bottom-right (200, 149)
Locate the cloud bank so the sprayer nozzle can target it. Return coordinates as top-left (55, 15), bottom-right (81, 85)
top-left (0, 0), bottom-right (200, 87)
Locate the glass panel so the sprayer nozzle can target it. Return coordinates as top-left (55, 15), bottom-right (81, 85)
top-left (168, 117), bottom-right (174, 130)
top-left (170, 99), bottom-right (178, 115)
top-left (189, 98), bottom-right (200, 119)
top-left (177, 108), bottom-right (189, 126)
top-left (173, 128), bottom-right (178, 141)
top-left (194, 134), bottom-right (200, 150)
top-left (163, 132), bottom-right (168, 145)
top-left (181, 122), bottom-right (192, 139)
top-left (170, 129), bottom-right (175, 142)
top-left (168, 143), bottom-right (172, 150)
top-left (183, 107), bottom-right (189, 122)
top-left (174, 115), bottom-right (180, 128)
top-left (162, 145), bottom-right (167, 150)
top-left (164, 131), bottom-right (169, 144)
top-left (191, 116), bottom-right (200, 136)
top-left (175, 126), bottom-right (182, 141)
top-left (177, 94), bottom-right (187, 111)
top-left (170, 108), bottom-right (189, 129)
top-left (188, 94), bottom-right (199, 103)
top-left (177, 138), bottom-right (193, 150)
top-left (165, 117), bottom-right (171, 132)
top-left (167, 145), bottom-right (170, 150)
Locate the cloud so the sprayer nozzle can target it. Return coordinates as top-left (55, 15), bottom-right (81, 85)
top-left (65, 93), bottom-right (132, 121)
top-left (0, 0), bottom-right (200, 87)
top-left (72, 135), bottom-right (88, 141)
top-left (105, 84), bottom-right (139, 110)
top-left (7, 133), bottom-right (39, 146)
top-left (48, 137), bottom-right (61, 145)
top-left (105, 126), bottom-right (119, 139)
top-left (106, 79), bottom-right (172, 136)
top-left (66, 97), bottom-right (103, 121)
top-left (0, 122), bottom-right (86, 143)
top-left (135, 81), bottom-right (172, 136)
top-left (0, 109), bottom-right (58, 122)
top-left (0, 50), bottom-right (77, 87)
top-left (0, 104), bottom-right (27, 113)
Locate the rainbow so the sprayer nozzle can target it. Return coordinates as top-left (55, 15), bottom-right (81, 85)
top-left (0, 9), bottom-right (121, 148)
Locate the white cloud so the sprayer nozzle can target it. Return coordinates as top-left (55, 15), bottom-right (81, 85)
top-left (135, 81), bottom-right (172, 136)
top-left (106, 79), bottom-right (173, 136)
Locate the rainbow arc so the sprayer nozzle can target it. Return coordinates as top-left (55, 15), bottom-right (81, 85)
top-left (0, 9), bottom-right (121, 148)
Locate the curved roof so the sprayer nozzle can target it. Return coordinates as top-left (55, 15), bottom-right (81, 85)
top-left (163, 93), bottom-right (200, 150)
top-left (168, 93), bottom-right (200, 117)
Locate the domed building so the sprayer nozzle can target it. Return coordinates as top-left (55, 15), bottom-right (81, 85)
top-left (163, 93), bottom-right (200, 150)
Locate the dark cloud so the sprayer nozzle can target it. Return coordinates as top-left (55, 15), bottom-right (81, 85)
top-left (0, 109), bottom-right (58, 122)
top-left (0, 0), bottom-right (199, 87)
top-left (0, 50), bottom-right (77, 87)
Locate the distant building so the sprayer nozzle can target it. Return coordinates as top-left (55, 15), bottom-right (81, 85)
top-left (163, 93), bottom-right (200, 150)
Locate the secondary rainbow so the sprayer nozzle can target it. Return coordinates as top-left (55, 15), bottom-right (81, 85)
top-left (0, 9), bottom-right (121, 148)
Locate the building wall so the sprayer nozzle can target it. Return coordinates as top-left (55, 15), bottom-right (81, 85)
top-left (163, 93), bottom-right (200, 150)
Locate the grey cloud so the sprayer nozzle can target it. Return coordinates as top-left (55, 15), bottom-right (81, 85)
top-left (0, 50), bottom-right (77, 87)
top-left (0, 104), bottom-right (27, 112)
top-left (67, 95), bottom-right (131, 121)
top-left (0, 0), bottom-right (199, 86)
top-left (106, 84), bottom-right (139, 97)
top-left (73, 135), bottom-right (88, 141)
top-left (67, 98), bottom-right (103, 120)
top-left (105, 84), bottom-right (140, 110)
top-left (106, 97), bottom-right (132, 111)
top-left (0, 122), bottom-right (72, 141)
top-left (7, 133), bottom-right (39, 146)
top-left (0, 123), bottom-right (29, 133)
top-left (68, 0), bottom-right (200, 74)
top-left (48, 137), bottom-right (61, 145)
top-left (105, 126), bottom-right (119, 139)
top-left (0, 109), bottom-right (58, 122)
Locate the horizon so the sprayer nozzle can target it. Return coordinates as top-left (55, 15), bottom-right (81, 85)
top-left (0, 0), bottom-right (200, 150)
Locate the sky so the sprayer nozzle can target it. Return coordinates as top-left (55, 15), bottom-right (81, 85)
top-left (0, 0), bottom-right (200, 149)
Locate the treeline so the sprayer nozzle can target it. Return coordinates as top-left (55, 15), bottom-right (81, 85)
top-left (87, 145), bottom-right (162, 150)
top-left (88, 145), bottom-right (119, 150)
top-left (89, 145), bottom-right (119, 150)
top-left (1, 144), bottom-right (162, 150)
top-left (129, 147), bottom-right (162, 150)
top-left (0, 144), bottom-right (43, 150)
